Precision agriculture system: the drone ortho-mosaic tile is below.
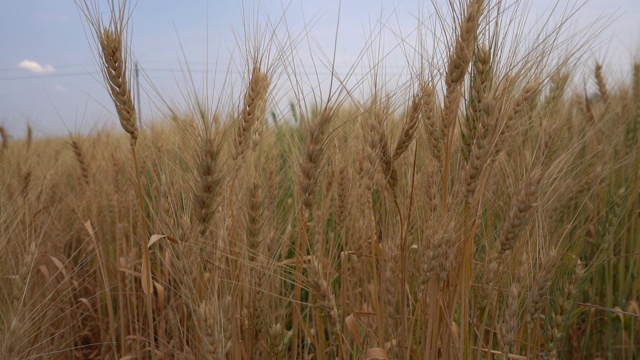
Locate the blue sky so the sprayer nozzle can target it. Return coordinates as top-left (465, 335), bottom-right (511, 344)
top-left (0, 0), bottom-right (638, 138)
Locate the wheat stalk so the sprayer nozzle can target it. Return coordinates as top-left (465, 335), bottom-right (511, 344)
top-left (0, 126), bottom-right (8, 152)
top-left (26, 125), bottom-right (32, 152)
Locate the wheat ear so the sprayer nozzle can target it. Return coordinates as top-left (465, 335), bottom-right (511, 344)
top-left (462, 44), bottom-right (491, 162)
top-left (195, 135), bottom-right (222, 236)
top-left (307, 258), bottom-right (342, 345)
top-left (420, 83), bottom-right (443, 166)
top-left (78, 0), bottom-right (138, 147)
top-left (441, 0), bottom-right (485, 137)
top-left (70, 139), bottom-right (91, 186)
top-left (594, 62), bottom-right (609, 103)
top-left (441, 0), bottom-right (485, 209)
top-left (393, 91), bottom-right (423, 162)
top-left (493, 80), bottom-right (540, 158)
top-left (498, 168), bottom-right (543, 256)
top-left (527, 249), bottom-right (557, 325)
top-left (99, 29), bottom-right (138, 146)
top-left (234, 65), bottom-right (270, 159)
top-left (501, 283), bottom-right (520, 357)
top-left (299, 108), bottom-right (333, 213)
top-left (464, 96), bottom-right (496, 201)
top-left (546, 258), bottom-right (583, 358)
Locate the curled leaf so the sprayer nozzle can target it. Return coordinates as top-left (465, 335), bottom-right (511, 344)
top-left (148, 234), bottom-right (177, 248)
top-left (345, 313), bottom-right (362, 347)
top-left (364, 347), bottom-right (389, 360)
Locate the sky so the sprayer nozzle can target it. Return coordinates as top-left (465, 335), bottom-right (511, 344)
top-left (0, 0), bottom-right (639, 138)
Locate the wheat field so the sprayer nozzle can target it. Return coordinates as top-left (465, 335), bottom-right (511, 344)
top-left (1, 0), bottom-right (639, 359)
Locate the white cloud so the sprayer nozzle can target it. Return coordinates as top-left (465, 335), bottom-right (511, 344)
top-left (17, 60), bottom-right (55, 74)
top-left (53, 85), bottom-right (66, 92)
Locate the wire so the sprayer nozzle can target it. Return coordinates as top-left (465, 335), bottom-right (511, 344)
top-left (0, 64), bottom-right (407, 81)
top-left (0, 64), bottom-right (96, 72)
top-left (0, 71), bottom-right (100, 82)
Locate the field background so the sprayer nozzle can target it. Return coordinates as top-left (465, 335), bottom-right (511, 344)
top-left (1, 0), bottom-right (639, 359)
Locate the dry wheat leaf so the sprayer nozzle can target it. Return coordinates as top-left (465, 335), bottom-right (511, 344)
top-left (49, 256), bottom-right (68, 278)
top-left (364, 347), bottom-right (389, 360)
top-left (148, 234), bottom-right (177, 248)
top-left (38, 264), bottom-right (50, 281)
top-left (142, 234), bottom-right (176, 294)
top-left (83, 220), bottom-right (94, 235)
top-left (628, 301), bottom-right (640, 315)
top-left (354, 311), bottom-right (377, 317)
top-left (141, 249), bottom-right (152, 294)
top-left (155, 282), bottom-right (166, 309)
top-left (472, 347), bottom-right (528, 360)
top-left (78, 297), bottom-right (94, 314)
top-left (120, 267), bottom-right (163, 293)
top-left (125, 335), bottom-right (149, 343)
top-left (345, 313), bottom-right (363, 347)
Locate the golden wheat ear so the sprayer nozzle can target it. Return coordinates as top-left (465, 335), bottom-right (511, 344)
top-left (99, 27), bottom-right (138, 146)
top-left (77, 0), bottom-right (138, 147)
top-left (594, 62), bottom-right (609, 103)
top-left (234, 64), bottom-right (270, 160)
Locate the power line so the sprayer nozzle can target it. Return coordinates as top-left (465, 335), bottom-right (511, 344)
top-left (0, 71), bottom-right (99, 82)
top-left (0, 64), bottom-right (96, 72)
top-left (143, 68), bottom-right (406, 77)
top-left (0, 64), bottom-right (409, 82)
